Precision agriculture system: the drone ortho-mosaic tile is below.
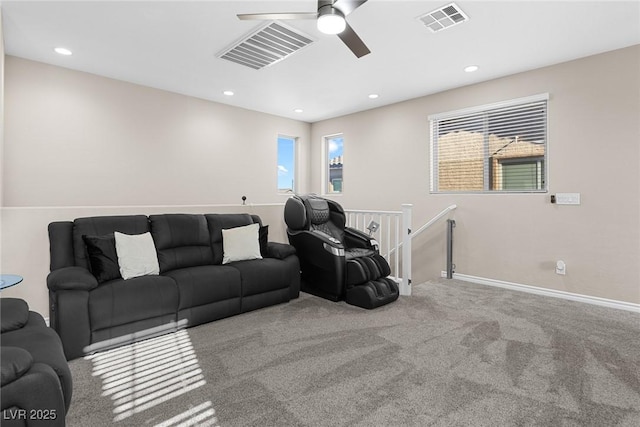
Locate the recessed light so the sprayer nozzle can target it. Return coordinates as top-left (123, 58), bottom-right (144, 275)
top-left (464, 65), bottom-right (479, 73)
top-left (294, 108), bottom-right (304, 113)
top-left (368, 94), bottom-right (379, 99)
top-left (54, 47), bottom-right (72, 56)
top-left (223, 90), bottom-right (234, 96)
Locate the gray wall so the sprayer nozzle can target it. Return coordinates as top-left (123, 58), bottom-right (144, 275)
top-left (0, 9), bottom-right (4, 290)
top-left (2, 45), bottom-right (639, 317)
top-left (311, 45), bottom-right (640, 305)
top-left (3, 57), bottom-right (312, 207)
top-left (1, 56), bottom-right (311, 314)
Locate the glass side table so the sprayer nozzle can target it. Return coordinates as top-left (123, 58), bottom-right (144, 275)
top-left (0, 274), bottom-right (23, 290)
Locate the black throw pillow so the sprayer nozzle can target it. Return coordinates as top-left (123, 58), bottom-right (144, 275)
top-left (259, 225), bottom-right (269, 257)
top-left (82, 234), bottom-right (121, 283)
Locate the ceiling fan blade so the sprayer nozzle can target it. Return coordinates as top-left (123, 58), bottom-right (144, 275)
top-left (237, 12), bottom-right (317, 21)
top-left (337, 23), bottom-right (370, 58)
top-left (333, 0), bottom-right (368, 16)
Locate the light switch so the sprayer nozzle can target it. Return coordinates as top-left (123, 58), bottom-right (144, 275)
top-left (555, 193), bottom-right (581, 205)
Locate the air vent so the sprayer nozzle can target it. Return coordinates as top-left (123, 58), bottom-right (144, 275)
top-left (218, 22), bottom-right (314, 70)
top-left (418, 3), bottom-right (468, 33)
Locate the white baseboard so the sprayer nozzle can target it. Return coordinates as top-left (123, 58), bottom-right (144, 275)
top-left (442, 272), bottom-right (640, 313)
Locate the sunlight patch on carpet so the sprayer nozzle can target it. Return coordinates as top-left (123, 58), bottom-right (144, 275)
top-left (85, 329), bottom-right (217, 425)
top-left (155, 401), bottom-right (219, 427)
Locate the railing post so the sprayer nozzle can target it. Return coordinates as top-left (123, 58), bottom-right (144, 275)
top-left (446, 219), bottom-right (456, 279)
top-left (401, 204), bottom-right (413, 296)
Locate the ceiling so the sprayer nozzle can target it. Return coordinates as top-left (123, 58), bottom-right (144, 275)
top-left (2, 1), bottom-right (639, 123)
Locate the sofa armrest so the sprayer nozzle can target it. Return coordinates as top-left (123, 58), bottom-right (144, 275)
top-left (266, 242), bottom-right (297, 259)
top-left (0, 299), bottom-right (30, 333)
top-left (47, 267), bottom-right (98, 292)
top-left (1, 347), bottom-right (33, 386)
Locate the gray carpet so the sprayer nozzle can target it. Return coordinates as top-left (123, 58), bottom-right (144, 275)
top-left (66, 279), bottom-right (640, 426)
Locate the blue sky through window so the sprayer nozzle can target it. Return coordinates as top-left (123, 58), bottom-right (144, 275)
top-left (277, 136), bottom-right (295, 192)
top-left (328, 135), bottom-right (343, 159)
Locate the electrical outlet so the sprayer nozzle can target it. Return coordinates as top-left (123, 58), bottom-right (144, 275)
top-left (555, 193), bottom-right (581, 205)
top-left (556, 260), bottom-right (566, 275)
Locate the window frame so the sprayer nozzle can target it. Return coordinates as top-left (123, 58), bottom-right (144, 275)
top-left (429, 93), bottom-right (549, 194)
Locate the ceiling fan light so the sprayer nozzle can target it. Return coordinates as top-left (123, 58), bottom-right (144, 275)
top-left (54, 47), bottom-right (72, 56)
top-left (317, 7), bottom-right (346, 35)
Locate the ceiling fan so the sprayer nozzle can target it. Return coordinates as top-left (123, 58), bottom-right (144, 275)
top-left (237, 0), bottom-right (371, 58)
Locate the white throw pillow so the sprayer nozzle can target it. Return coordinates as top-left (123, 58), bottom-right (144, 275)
top-left (222, 223), bottom-right (263, 264)
top-left (114, 232), bottom-right (160, 279)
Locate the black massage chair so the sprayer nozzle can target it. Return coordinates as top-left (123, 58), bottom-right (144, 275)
top-left (284, 195), bottom-right (399, 309)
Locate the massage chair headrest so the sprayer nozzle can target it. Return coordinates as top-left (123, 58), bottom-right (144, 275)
top-left (284, 195), bottom-right (342, 231)
top-left (284, 197), bottom-right (307, 231)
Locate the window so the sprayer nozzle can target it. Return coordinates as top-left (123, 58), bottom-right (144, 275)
top-left (325, 134), bottom-right (344, 194)
top-left (429, 94), bottom-right (548, 193)
top-left (277, 135), bottom-right (296, 193)
top-left (500, 158), bottom-right (544, 190)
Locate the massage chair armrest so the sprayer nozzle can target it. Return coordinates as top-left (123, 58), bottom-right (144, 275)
top-left (288, 229), bottom-right (345, 268)
top-left (311, 229), bottom-right (345, 253)
top-left (344, 227), bottom-right (380, 251)
top-left (47, 267), bottom-right (98, 292)
top-left (266, 242), bottom-right (297, 260)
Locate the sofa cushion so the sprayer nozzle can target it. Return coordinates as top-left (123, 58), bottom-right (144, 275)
top-left (259, 225), bottom-right (268, 256)
top-left (73, 215), bottom-right (150, 270)
top-left (114, 232), bottom-right (160, 279)
top-left (206, 214), bottom-right (256, 264)
top-left (222, 223), bottom-right (263, 264)
top-left (165, 265), bottom-right (241, 311)
top-left (150, 214), bottom-right (214, 273)
top-left (89, 275), bottom-right (178, 331)
top-left (230, 258), bottom-right (293, 297)
top-left (82, 233), bottom-right (121, 283)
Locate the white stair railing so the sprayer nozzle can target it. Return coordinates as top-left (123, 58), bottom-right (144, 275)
top-left (409, 204), bottom-right (457, 241)
top-left (345, 204), bottom-right (457, 297)
top-left (345, 205), bottom-right (413, 296)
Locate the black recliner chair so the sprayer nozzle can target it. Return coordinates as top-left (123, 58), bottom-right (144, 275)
top-left (284, 195), bottom-right (399, 309)
top-left (1, 298), bottom-right (72, 426)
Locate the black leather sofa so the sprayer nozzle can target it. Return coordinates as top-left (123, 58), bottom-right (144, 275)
top-left (1, 298), bottom-right (72, 427)
top-left (47, 213), bottom-right (300, 360)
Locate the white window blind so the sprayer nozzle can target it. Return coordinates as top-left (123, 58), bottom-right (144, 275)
top-left (430, 94), bottom-right (548, 193)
